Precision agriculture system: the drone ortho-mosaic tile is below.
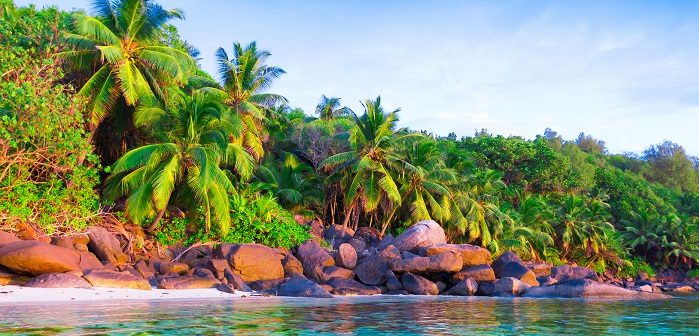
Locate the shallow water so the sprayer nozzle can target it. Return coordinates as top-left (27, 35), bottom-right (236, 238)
top-left (0, 294), bottom-right (697, 335)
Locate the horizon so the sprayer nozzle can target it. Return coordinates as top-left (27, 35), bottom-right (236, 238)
top-left (15, 0), bottom-right (699, 156)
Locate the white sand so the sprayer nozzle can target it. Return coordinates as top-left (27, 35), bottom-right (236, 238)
top-left (0, 285), bottom-right (250, 303)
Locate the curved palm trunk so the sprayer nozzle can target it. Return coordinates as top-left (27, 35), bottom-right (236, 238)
top-left (147, 207), bottom-right (167, 232)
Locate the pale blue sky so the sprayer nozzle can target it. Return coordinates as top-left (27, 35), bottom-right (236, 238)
top-left (16, 0), bottom-right (699, 155)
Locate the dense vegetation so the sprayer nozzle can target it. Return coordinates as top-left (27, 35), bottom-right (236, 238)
top-left (1, 0), bottom-right (698, 276)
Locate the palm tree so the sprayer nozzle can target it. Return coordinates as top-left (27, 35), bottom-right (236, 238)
top-left (215, 41), bottom-right (286, 160)
top-left (619, 207), bottom-right (660, 258)
top-left (503, 193), bottom-right (555, 260)
top-left (61, 0), bottom-right (194, 129)
top-left (315, 95), bottom-right (350, 121)
top-left (104, 89), bottom-right (246, 234)
top-left (554, 194), bottom-right (614, 259)
top-left (256, 153), bottom-right (322, 212)
top-left (320, 96), bottom-right (405, 231)
top-left (384, 136), bottom-right (457, 235)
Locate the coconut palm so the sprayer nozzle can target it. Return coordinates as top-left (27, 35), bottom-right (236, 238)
top-left (104, 89), bottom-right (245, 234)
top-left (503, 193), bottom-right (555, 260)
top-left (315, 95), bottom-right (350, 121)
top-left (619, 207), bottom-right (661, 258)
top-left (320, 96), bottom-right (405, 230)
top-left (61, 0), bottom-right (194, 128)
top-left (256, 153), bottom-right (322, 212)
top-left (554, 194), bottom-right (614, 259)
top-left (215, 41), bottom-right (287, 160)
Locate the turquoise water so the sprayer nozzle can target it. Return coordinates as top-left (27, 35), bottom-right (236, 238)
top-left (0, 294), bottom-right (697, 335)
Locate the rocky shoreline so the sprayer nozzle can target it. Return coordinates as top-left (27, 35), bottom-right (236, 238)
top-left (0, 220), bottom-right (695, 301)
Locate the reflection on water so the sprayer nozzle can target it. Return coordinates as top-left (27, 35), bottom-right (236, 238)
top-left (0, 295), bottom-right (697, 335)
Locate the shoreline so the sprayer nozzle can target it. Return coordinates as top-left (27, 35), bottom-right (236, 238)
top-left (0, 285), bottom-right (249, 303)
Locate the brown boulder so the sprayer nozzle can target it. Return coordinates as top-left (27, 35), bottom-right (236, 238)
top-left (78, 252), bottom-right (105, 272)
top-left (324, 266), bottom-right (354, 279)
top-left (224, 269), bottom-right (252, 292)
top-left (87, 227), bottom-right (128, 264)
top-left (83, 269), bottom-right (151, 290)
top-left (323, 225), bottom-right (355, 242)
top-left (0, 271), bottom-right (30, 285)
top-left (157, 262), bottom-right (189, 275)
top-left (334, 243), bottom-right (358, 269)
top-left (355, 245), bottom-right (401, 286)
top-left (327, 277), bottom-right (382, 295)
top-left (452, 264), bottom-right (496, 283)
top-left (156, 275), bottom-right (220, 289)
top-left (281, 254), bottom-right (304, 277)
top-left (248, 278), bottom-right (283, 291)
top-left (228, 244), bottom-right (284, 283)
top-left (297, 240), bottom-right (335, 280)
top-left (385, 270), bottom-right (403, 291)
top-left (446, 278), bottom-right (478, 296)
top-left (213, 243), bottom-right (236, 259)
top-left (0, 240), bottom-right (81, 275)
top-left (0, 231), bottom-right (20, 246)
top-left (550, 265), bottom-right (598, 282)
top-left (205, 258), bottom-right (231, 280)
top-left (354, 227), bottom-right (381, 247)
top-left (134, 259), bottom-right (156, 279)
top-left (277, 275), bottom-right (333, 298)
top-left (494, 277), bottom-right (530, 297)
top-left (492, 251), bottom-right (521, 277)
top-left (423, 243), bottom-right (491, 267)
top-left (389, 251), bottom-right (463, 274)
top-left (524, 279), bottom-right (670, 299)
top-left (24, 272), bottom-right (92, 288)
top-left (401, 272), bottom-right (439, 295)
top-left (524, 261), bottom-right (552, 277)
top-left (392, 220), bottom-right (446, 252)
top-left (499, 261), bottom-right (539, 286)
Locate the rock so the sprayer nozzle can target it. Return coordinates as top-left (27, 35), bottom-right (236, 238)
top-left (249, 279), bottom-right (283, 291)
top-left (216, 283), bottom-right (237, 294)
top-left (179, 246), bottom-right (213, 267)
top-left (324, 266), bottom-right (354, 279)
top-left (476, 282), bottom-right (495, 296)
top-left (134, 259), bottom-right (155, 279)
top-left (550, 265), bottom-right (598, 282)
top-left (493, 277), bottom-right (530, 297)
top-left (156, 275), bottom-right (220, 289)
top-left (15, 222), bottom-right (49, 243)
top-left (281, 253), bottom-right (304, 277)
top-left (524, 279), bottom-right (671, 299)
top-left (0, 240), bottom-right (82, 275)
top-left (538, 276), bottom-right (558, 286)
top-left (389, 251), bottom-right (462, 274)
top-left (24, 272), bottom-right (92, 288)
top-left (297, 240), bottom-right (335, 280)
top-left (277, 275), bottom-right (333, 298)
top-left (224, 269), bottom-right (252, 292)
top-left (638, 285), bottom-right (653, 293)
top-left (334, 243), bottom-right (358, 269)
top-left (401, 251), bottom-right (420, 259)
top-left (423, 244), bottom-right (491, 267)
top-left (354, 227), bottom-right (381, 247)
top-left (498, 261), bottom-right (539, 286)
top-left (78, 252), bottom-right (104, 272)
top-left (51, 236), bottom-right (77, 250)
top-left (492, 251), bottom-right (521, 277)
top-left (376, 234), bottom-right (395, 251)
top-left (83, 269), bottom-right (151, 290)
top-left (87, 227), bottom-right (128, 264)
top-left (386, 289), bottom-right (409, 295)
top-left (0, 231), bottom-right (20, 246)
top-left (401, 273), bottom-right (439, 295)
top-left (392, 220), bottom-right (446, 252)
top-left (228, 244), bottom-right (284, 283)
top-left (327, 277), bottom-right (382, 295)
top-left (385, 270), bottom-right (403, 291)
top-left (436, 280), bottom-right (447, 293)
top-left (446, 278), bottom-right (478, 296)
top-left (205, 258), bottom-right (231, 280)
top-left (213, 244), bottom-right (236, 259)
top-left (672, 285), bottom-right (695, 293)
top-left (0, 271), bottom-right (30, 285)
top-left (157, 262), bottom-right (189, 275)
top-left (355, 245), bottom-right (401, 285)
top-left (452, 264), bottom-right (496, 283)
top-left (524, 262), bottom-right (552, 277)
top-left (193, 267), bottom-right (215, 278)
top-left (347, 238), bottom-right (367, 255)
top-left (323, 225), bottom-right (355, 242)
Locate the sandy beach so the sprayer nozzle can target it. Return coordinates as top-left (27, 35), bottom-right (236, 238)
top-left (0, 285), bottom-right (249, 303)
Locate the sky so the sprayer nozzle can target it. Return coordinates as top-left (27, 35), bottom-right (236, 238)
top-left (15, 0), bottom-right (699, 155)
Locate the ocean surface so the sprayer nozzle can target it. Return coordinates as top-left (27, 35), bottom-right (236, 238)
top-left (0, 294), bottom-right (697, 335)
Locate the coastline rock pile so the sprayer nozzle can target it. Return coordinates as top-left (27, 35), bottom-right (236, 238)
top-left (0, 220), bottom-right (690, 299)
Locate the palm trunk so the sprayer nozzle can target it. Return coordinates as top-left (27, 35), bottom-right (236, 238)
top-left (147, 207), bottom-right (167, 232)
